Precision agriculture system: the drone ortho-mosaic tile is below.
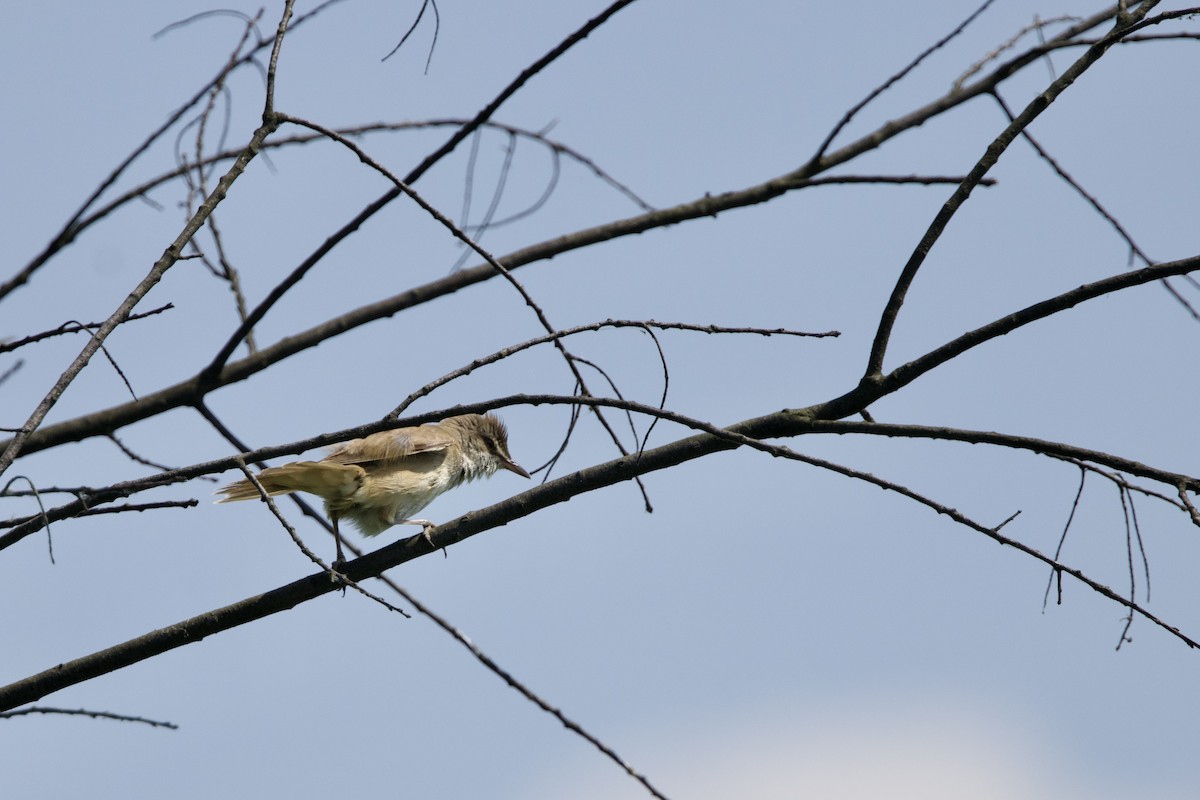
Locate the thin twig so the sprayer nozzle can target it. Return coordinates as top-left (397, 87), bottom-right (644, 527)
top-left (809, 0), bottom-right (1001, 166)
top-left (233, 461), bottom-right (412, 618)
top-left (372, 574), bottom-right (672, 800)
top-left (449, 128), bottom-right (518, 272)
top-left (0, 305), bottom-right (174, 355)
top-left (1, 476), bottom-right (52, 563)
top-left (1059, 458), bottom-right (1186, 515)
top-left (381, 0), bottom-right (440, 71)
top-left (0, 706), bottom-right (178, 729)
top-left (388, 318), bottom-right (837, 419)
top-left (107, 433), bottom-right (184, 474)
top-left (953, 15), bottom-right (1082, 91)
top-left (0, 359), bottom-right (24, 388)
top-left (75, 500), bottom-right (199, 517)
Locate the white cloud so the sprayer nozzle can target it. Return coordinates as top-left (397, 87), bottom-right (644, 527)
top-left (524, 693), bottom-right (1174, 800)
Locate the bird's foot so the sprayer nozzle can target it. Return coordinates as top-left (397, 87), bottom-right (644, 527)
top-left (424, 523), bottom-right (449, 559)
top-left (329, 558), bottom-right (349, 588)
top-left (394, 518), bottom-right (435, 543)
top-left (395, 518), bottom-right (444, 556)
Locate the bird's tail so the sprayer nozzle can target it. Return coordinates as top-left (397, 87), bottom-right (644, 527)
top-left (215, 461), bottom-right (363, 503)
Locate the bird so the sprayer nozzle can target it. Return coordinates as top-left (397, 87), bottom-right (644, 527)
top-left (216, 413), bottom-right (530, 564)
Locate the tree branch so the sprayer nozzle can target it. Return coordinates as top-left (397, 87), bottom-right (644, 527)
top-left (4, 393), bottom-right (1195, 711)
top-left (863, 0), bottom-right (1161, 379)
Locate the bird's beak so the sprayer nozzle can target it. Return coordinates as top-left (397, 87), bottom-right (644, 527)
top-left (502, 458), bottom-right (531, 479)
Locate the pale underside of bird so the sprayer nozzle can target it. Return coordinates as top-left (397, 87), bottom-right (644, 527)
top-left (216, 413), bottom-right (529, 560)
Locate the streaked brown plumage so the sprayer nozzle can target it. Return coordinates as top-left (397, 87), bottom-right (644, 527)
top-left (217, 413), bottom-right (529, 558)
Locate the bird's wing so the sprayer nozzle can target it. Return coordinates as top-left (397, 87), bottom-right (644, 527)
top-left (322, 425), bottom-right (452, 467)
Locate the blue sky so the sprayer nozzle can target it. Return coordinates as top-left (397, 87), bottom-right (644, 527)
top-left (3, 2), bottom-right (1199, 798)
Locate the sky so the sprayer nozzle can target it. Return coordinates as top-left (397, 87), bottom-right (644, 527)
top-left (3, 1), bottom-right (1200, 798)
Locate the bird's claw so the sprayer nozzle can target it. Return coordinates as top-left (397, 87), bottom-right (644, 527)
top-left (418, 522), bottom-right (447, 558)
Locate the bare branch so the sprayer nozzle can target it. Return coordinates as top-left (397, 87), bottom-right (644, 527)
top-left (816, 253), bottom-right (1200, 420)
top-left (1179, 487), bottom-right (1200, 529)
top-left (0, 304), bottom-right (174, 356)
top-left (1044, 467), bottom-right (1088, 610)
top-left (373, 572), bottom-right (672, 800)
top-left (1, 12), bottom-right (266, 302)
top-left (792, 419), bottom-right (1198, 491)
top-left (0, 359), bottom-right (23, 389)
top-left (384, 318), bottom-right (833, 470)
top-left (1, 475), bottom-right (52, 562)
top-left (107, 433), bottom-right (187, 475)
top-left (231, 460), bottom-right (412, 618)
top-left (0, 3), bottom-right (296, 479)
top-left (953, 15), bottom-right (1083, 91)
top-left (0, 705), bottom-right (178, 729)
top-left (75, 500), bottom-right (199, 517)
top-left (380, 0), bottom-right (440, 71)
top-left (810, 0), bottom-right (1001, 165)
top-left (9, 387), bottom-right (1200, 554)
top-left (5, 394), bottom-right (1196, 712)
top-left (863, 1), bottom-right (1161, 380)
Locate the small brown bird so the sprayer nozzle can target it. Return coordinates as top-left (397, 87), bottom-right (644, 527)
top-left (217, 413), bottom-right (529, 562)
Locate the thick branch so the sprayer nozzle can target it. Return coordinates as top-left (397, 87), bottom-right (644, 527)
top-left (815, 254), bottom-right (1200, 420)
top-left (4, 394), bottom-right (1196, 710)
top-left (863, 0), bottom-right (1161, 379)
